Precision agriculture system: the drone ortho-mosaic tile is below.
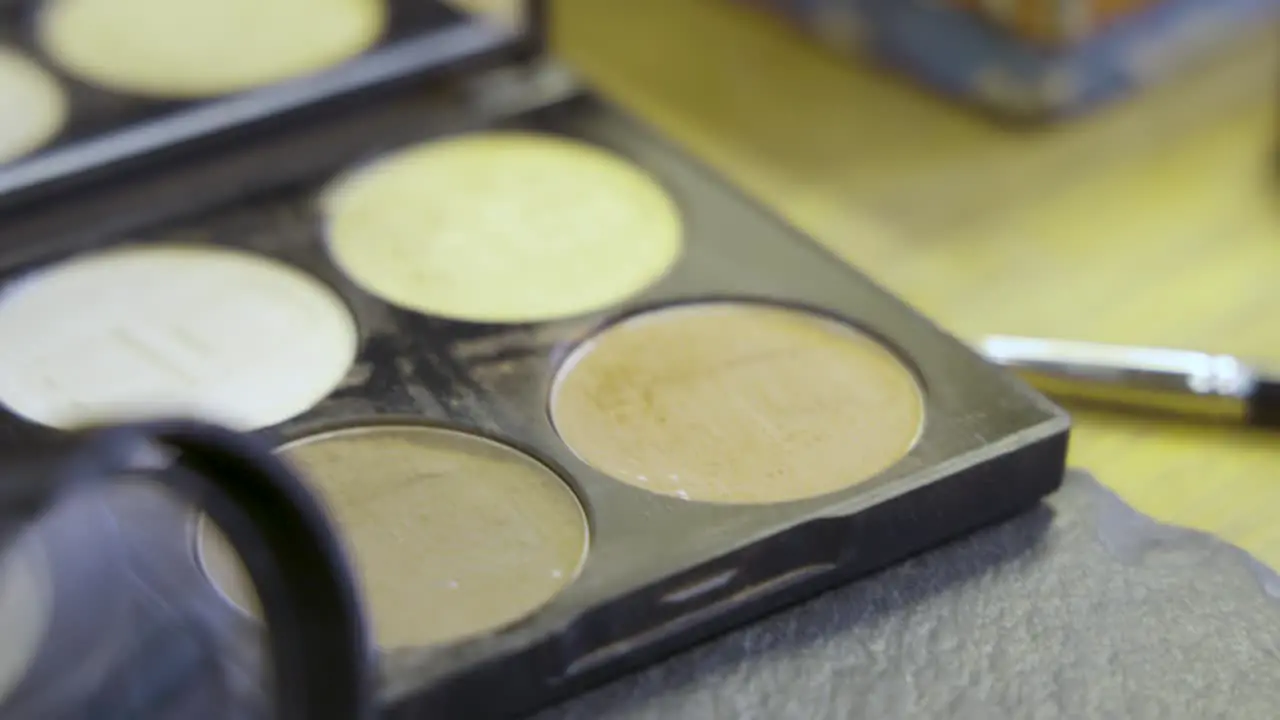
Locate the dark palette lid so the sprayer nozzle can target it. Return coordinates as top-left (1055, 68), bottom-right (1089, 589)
top-left (0, 0), bottom-right (546, 212)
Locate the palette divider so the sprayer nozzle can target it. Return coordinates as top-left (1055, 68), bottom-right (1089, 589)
top-left (0, 71), bottom-right (589, 266)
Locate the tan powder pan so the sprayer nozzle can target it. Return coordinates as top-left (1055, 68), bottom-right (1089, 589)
top-left (195, 424), bottom-right (588, 649)
top-left (550, 302), bottom-right (924, 505)
top-left (0, 85), bottom-right (1069, 717)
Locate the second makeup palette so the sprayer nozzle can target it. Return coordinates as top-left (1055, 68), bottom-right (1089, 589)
top-left (0, 81), bottom-right (1068, 717)
top-left (0, 0), bottom-right (533, 207)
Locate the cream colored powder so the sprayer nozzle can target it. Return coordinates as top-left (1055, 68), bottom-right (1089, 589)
top-left (551, 303), bottom-right (925, 504)
top-left (198, 425), bottom-right (588, 648)
top-left (0, 48), bottom-right (67, 164)
top-left (0, 244), bottom-right (357, 431)
top-left (37, 0), bottom-right (385, 98)
top-left (0, 545), bottom-right (51, 704)
top-left (322, 132), bottom-right (683, 323)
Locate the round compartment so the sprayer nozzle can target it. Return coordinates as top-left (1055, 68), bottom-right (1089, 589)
top-left (322, 132), bottom-right (683, 324)
top-left (0, 542), bottom-right (51, 707)
top-left (550, 302), bottom-right (925, 504)
top-left (0, 48), bottom-right (67, 164)
top-left (0, 488), bottom-right (140, 717)
top-left (196, 424), bottom-right (589, 649)
top-left (37, 0), bottom-right (386, 98)
top-left (0, 244), bottom-right (358, 431)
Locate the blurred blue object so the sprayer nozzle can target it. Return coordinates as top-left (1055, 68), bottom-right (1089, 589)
top-left (736, 0), bottom-right (1280, 120)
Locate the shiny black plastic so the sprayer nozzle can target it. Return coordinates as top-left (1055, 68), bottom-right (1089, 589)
top-left (0, 421), bottom-right (374, 720)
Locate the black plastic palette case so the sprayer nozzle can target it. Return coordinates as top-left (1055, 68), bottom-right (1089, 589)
top-left (0, 0), bottom-right (1070, 717)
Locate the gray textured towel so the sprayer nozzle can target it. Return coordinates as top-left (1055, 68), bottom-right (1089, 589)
top-left (539, 471), bottom-right (1280, 720)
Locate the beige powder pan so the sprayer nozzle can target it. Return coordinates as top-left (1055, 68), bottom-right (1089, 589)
top-left (197, 424), bottom-right (588, 649)
top-left (322, 132), bottom-right (683, 323)
top-left (37, 0), bottom-right (387, 99)
top-left (0, 48), bottom-right (67, 164)
top-left (550, 302), bottom-right (925, 505)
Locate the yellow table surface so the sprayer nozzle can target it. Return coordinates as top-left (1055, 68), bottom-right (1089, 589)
top-left (550, 0), bottom-right (1280, 567)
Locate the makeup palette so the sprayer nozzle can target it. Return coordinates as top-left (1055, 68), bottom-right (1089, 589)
top-left (0, 1), bottom-right (1069, 717)
top-left (0, 0), bottom-right (538, 208)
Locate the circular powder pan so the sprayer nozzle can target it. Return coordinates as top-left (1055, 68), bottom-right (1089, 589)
top-left (550, 302), bottom-right (925, 505)
top-left (0, 48), bottom-right (67, 164)
top-left (0, 544), bottom-right (52, 706)
top-left (197, 424), bottom-right (589, 649)
top-left (37, 0), bottom-right (386, 99)
top-left (0, 244), bottom-right (358, 431)
top-left (322, 132), bottom-right (683, 324)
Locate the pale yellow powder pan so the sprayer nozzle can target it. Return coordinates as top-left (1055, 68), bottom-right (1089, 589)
top-left (0, 48), bottom-right (67, 164)
top-left (197, 425), bottom-right (589, 649)
top-left (37, 0), bottom-right (386, 99)
top-left (322, 132), bottom-right (683, 324)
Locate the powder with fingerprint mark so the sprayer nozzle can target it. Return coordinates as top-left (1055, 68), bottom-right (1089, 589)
top-left (0, 244), bottom-right (357, 431)
top-left (551, 303), bottom-right (924, 504)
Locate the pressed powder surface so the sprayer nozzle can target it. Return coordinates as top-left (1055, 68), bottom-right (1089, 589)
top-left (0, 48), bottom-right (67, 164)
top-left (0, 244), bottom-right (357, 431)
top-left (37, 0), bottom-right (386, 98)
top-left (551, 303), bottom-right (925, 504)
top-left (322, 132), bottom-right (683, 323)
top-left (198, 425), bottom-right (588, 648)
top-left (0, 545), bottom-right (51, 704)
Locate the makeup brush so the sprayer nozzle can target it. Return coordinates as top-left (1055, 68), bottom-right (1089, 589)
top-left (978, 335), bottom-right (1280, 428)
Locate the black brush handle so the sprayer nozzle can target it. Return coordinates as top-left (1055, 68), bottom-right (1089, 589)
top-left (1246, 378), bottom-right (1280, 428)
